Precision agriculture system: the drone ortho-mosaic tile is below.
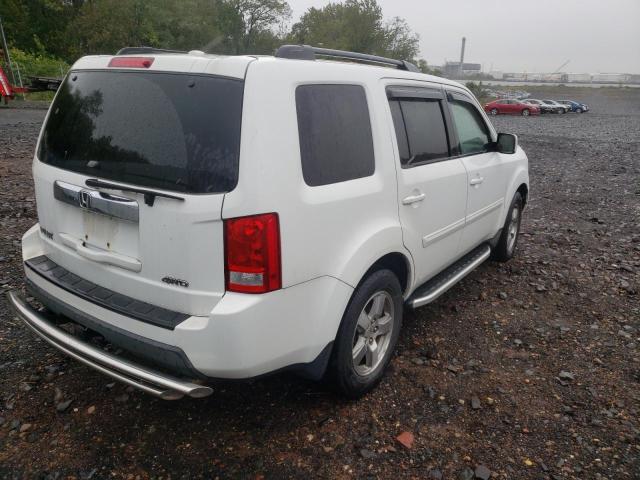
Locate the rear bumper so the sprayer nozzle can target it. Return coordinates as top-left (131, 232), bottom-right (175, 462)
top-left (7, 291), bottom-right (212, 400)
top-left (20, 223), bottom-right (353, 385)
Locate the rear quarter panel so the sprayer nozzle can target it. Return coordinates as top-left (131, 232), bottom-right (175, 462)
top-left (222, 60), bottom-right (408, 291)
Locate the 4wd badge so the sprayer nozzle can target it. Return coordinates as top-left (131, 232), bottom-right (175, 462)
top-left (161, 276), bottom-right (189, 288)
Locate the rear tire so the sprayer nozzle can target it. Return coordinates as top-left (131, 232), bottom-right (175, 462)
top-left (521, 108), bottom-right (530, 117)
top-left (491, 192), bottom-right (523, 262)
top-left (557, 108), bottom-right (564, 114)
top-left (329, 269), bottom-right (403, 398)
top-left (490, 108), bottom-right (499, 116)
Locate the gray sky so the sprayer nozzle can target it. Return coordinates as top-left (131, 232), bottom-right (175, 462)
top-left (288, 0), bottom-right (640, 74)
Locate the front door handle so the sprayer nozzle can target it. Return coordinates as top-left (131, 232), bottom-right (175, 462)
top-left (470, 176), bottom-right (484, 186)
top-left (402, 193), bottom-right (426, 205)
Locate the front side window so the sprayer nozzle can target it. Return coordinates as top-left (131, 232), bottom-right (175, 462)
top-left (449, 99), bottom-right (491, 155)
top-left (296, 84), bottom-right (375, 186)
top-left (388, 98), bottom-right (450, 167)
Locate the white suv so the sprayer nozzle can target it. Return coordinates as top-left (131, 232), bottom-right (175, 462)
top-left (8, 45), bottom-right (529, 399)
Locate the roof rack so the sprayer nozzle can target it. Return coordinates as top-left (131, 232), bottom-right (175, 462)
top-left (116, 47), bottom-right (188, 55)
top-left (275, 44), bottom-right (421, 73)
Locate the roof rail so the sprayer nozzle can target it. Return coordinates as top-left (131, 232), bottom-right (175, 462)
top-left (116, 47), bottom-right (188, 55)
top-left (275, 44), bottom-right (421, 73)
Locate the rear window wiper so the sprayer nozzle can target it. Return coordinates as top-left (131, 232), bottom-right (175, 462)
top-left (85, 178), bottom-right (185, 207)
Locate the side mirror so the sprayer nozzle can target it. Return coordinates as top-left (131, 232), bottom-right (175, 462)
top-left (496, 133), bottom-right (518, 154)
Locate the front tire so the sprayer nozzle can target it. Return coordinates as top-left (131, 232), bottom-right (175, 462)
top-left (490, 108), bottom-right (499, 116)
top-left (329, 269), bottom-right (403, 398)
top-left (576, 107), bottom-right (583, 113)
top-left (521, 108), bottom-right (530, 117)
top-left (492, 192), bottom-right (524, 262)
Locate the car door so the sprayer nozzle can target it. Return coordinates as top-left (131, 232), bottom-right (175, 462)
top-left (445, 89), bottom-right (509, 255)
top-left (495, 100), bottom-right (508, 114)
top-left (386, 84), bottom-right (468, 286)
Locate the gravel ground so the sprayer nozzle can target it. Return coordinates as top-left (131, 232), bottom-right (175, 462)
top-left (1, 88), bottom-right (639, 479)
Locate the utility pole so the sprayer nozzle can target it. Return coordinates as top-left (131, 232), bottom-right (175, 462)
top-left (0, 16), bottom-right (17, 85)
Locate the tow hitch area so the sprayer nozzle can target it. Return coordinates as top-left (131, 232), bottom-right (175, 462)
top-left (6, 291), bottom-right (213, 400)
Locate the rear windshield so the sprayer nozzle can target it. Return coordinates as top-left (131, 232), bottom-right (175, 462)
top-left (38, 70), bottom-right (243, 194)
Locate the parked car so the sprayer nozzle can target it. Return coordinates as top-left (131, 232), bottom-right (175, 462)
top-left (484, 99), bottom-right (540, 116)
top-left (558, 100), bottom-right (589, 113)
top-left (541, 99), bottom-right (569, 114)
top-left (8, 45), bottom-right (529, 400)
top-left (522, 98), bottom-right (553, 114)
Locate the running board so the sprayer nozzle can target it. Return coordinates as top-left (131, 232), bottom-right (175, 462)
top-left (407, 244), bottom-right (491, 309)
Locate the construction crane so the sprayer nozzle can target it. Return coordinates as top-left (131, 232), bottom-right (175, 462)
top-left (0, 15), bottom-right (62, 104)
top-left (552, 60), bottom-right (570, 74)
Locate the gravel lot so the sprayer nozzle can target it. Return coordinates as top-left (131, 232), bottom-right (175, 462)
top-left (1, 87), bottom-right (639, 479)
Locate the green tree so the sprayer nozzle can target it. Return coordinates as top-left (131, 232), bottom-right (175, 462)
top-left (289, 0), bottom-right (419, 62)
top-left (216, 0), bottom-right (291, 54)
top-left (1, 0), bottom-right (83, 59)
top-left (145, 0), bottom-right (224, 52)
top-left (465, 81), bottom-right (487, 100)
top-left (2, 0), bottom-right (424, 69)
top-left (416, 59), bottom-right (442, 76)
top-left (64, 0), bottom-right (156, 59)
top-left (9, 47), bottom-right (69, 77)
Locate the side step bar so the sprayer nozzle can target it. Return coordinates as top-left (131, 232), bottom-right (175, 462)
top-left (407, 244), bottom-right (491, 309)
top-left (6, 292), bottom-right (213, 400)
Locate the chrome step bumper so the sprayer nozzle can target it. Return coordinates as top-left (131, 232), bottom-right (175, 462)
top-left (407, 244), bottom-right (491, 309)
top-left (6, 291), bottom-right (213, 400)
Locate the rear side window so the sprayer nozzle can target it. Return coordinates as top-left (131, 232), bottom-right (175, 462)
top-left (389, 98), bottom-right (450, 166)
top-left (296, 84), bottom-right (374, 186)
top-left (449, 100), bottom-right (491, 155)
top-left (39, 71), bottom-right (243, 194)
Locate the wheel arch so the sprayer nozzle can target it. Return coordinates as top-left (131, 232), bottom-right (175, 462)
top-left (499, 162), bottom-right (529, 229)
top-left (516, 182), bottom-right (529, 207)
top-left (358, 252), bottom-right (412, 297)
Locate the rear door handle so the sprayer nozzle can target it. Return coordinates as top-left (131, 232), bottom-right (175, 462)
top-left (402, 193), bottom-right (426, 205)
top-left (470, 176), bottom-right (484, 186)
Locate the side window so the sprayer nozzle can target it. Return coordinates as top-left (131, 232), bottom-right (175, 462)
top-left (389, 100), bottom-right (409, 162)
top-left (296, 84), bottom-right (375, 186)
top-left (388, 98), bottom-right (450, 167)
top-left (449, 99), bottom-right (491, 156)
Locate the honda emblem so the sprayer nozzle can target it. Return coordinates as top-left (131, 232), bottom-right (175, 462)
top-left (79, 190), bottom-right (91, 209)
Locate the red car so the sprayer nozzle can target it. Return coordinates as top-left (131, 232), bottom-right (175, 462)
top-left (484, 99), bottom-right (540, 116)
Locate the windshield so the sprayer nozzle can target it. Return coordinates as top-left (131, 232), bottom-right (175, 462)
top-left (38, 71), bottom-right (244, 194)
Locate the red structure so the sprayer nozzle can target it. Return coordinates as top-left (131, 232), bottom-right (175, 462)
top-left (0, 62), bottom-right (62, 104)
top-left (1, 17), bottom-right (62, 104)
top-left (0, 63), bottom-right (28, 103)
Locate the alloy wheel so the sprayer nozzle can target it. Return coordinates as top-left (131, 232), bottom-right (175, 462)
top-left (352, 291), bottom-right (395, 376)
top-left (507, 204), bottom-right (520, 254)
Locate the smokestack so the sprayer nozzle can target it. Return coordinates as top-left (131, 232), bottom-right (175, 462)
top-left (459, 37), bottom-right (466, 78)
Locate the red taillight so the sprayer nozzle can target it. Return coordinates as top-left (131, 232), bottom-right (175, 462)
top-left (108, 57), bottom-right (154, 69)
top-left (224, 213), bottom-right (281, 294)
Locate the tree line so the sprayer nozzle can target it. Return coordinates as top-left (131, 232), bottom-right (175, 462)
top-left (1, 0), bottom-right (439, 76)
